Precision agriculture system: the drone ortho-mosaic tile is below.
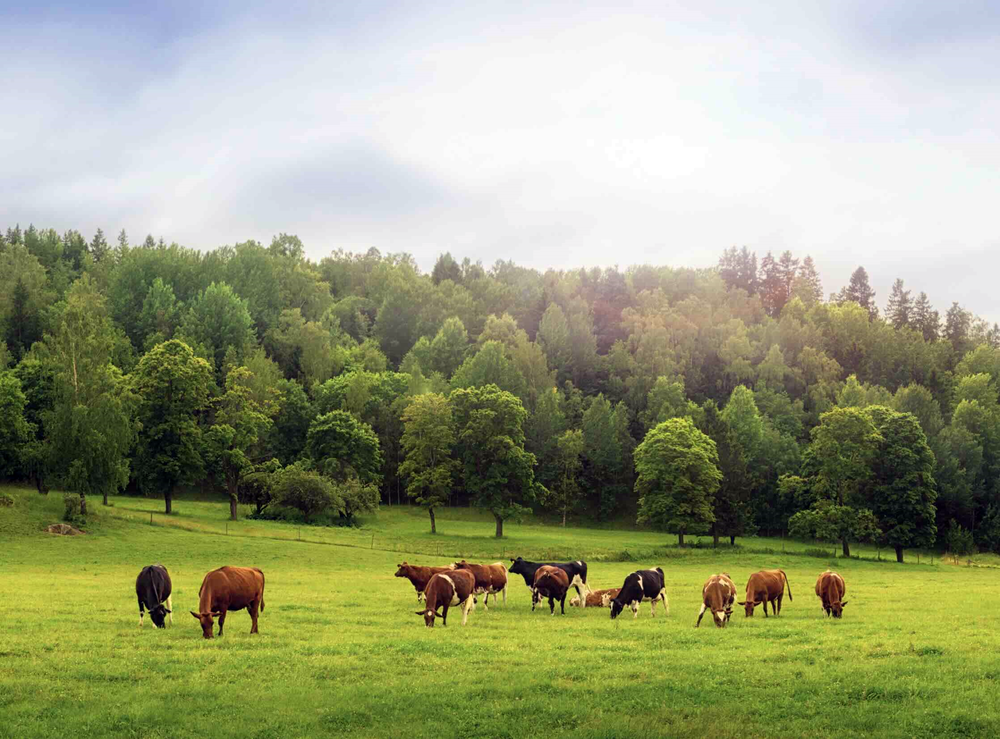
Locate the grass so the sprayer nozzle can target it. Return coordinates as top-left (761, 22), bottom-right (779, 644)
top-left (2, 485), bottom-right (999, 738)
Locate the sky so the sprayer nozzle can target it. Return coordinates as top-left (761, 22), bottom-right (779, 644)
top-left (2, 0), bottom-right (999, 321)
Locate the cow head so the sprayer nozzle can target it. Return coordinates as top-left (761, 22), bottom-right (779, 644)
top-left (394, 562), bottom-right (410, 577)
top-left (415, 608), bottom-right (444, 627)
top-left (712, 609), bottom-right (729, 628)
top-left (569, 595), bottom-right (581, 607)
top-left (601, 592), bottom-right (615, 608)
top-left (149, 604), bottom-right (171, 629)
top-left (190, 611), bottom-right (221, 639)
top-left (609, 598), bottom-right (625, 620)
top-left (830, 600), bottom-right (847, 618)
top-left (509, 557), bottom-right (529, 576)
top-left (737, 599), bottom-right (758, 617)
top-left (453, 560), bottom-right (470, 570)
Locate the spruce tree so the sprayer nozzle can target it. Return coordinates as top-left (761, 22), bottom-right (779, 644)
top-left (885, 278), bottom-right (912, 329)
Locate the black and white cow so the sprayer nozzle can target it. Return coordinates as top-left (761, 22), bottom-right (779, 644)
top-left (509, 557), bottom-right (592, 607)
top-left (136, 564), bottom-right (173, 628)
top-left (609, 568), bottom-right (669, 620)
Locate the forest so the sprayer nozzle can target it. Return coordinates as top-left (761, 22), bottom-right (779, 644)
top-left (1, 226), bottom-right (997, 560)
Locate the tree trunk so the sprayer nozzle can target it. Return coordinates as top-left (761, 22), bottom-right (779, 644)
top-left (895, 545), bottom-right (904, 563)
top-left (712, 524), bottom-right (719, 548)
top-left (103, 491), bottom-right (109, 506)
top-left (79, 494), bottom-right (87, 516)
top-left (229, 496), bottom-right (238, 521)
top-left (678, 531), bottom-right (685, 547)
top-left (495, 514), bottom-right (504, 539)
top-left (730, 535), bottom-right (736, 546)
top-left (429, 507), bottom-right (436, 535)
top-left (562, 510), bottom-right (567, 527)
top-left (165, 489), bottom-right (173, 515)
top-left (841, 538), bottom-right (850, 558)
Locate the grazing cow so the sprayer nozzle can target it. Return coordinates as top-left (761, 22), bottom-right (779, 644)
top-left (190, 566), bottom-right (265, 639)
top-left (135, 564), bottom-right (173, 628)
top-left (453, 560), bottom-right (508, 609)
top-left (696, 573), bottom-right (736, 628)
top-left (395, 562), bottom-right (456, 602)
top-left (509, 557), bottom-right (591, 606)
top-left (416, 569), bottom-right (476, 628)
top-left (609, 568), bottom-right (669, 620)
top-left (569, 588), bottom-right (620, 608)
top-left (738, 569), bottom-right (792, 617)
top-left (815, 570), bottom-right (848, 618)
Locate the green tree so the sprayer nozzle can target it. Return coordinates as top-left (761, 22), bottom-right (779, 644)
top-left (306, 411), bottom-right (383, 486)
top-left (864, 406), bottom-right (937, 562)
top-left (399, 393), bottom-right (457, 533)
top-left (808, 407), bottom-right (882, 556)
top-left (450, 384), bottom-right (540, 537)
top-left (207, 366), bottom-right (277, 520)
top-left (699, 401), bottom-right (755, 546)
top-left (273, 463), bottom-right (340, 522)
top-left (138, 277), bottom-right (180, 351)
top-left (885, 278), bottom-right (912, 329)
top-left (0, 371), bottom-right (32, 477)
top-left (788, 499), bottom-right (881, 553)
top-left (131, 340), bottom-right (214, 514)
top-left (581, 394), bottom-right (629, 518)
top-left (450, 340), bottom-right (528, 403)
top-left (428, 316), bottom-right (469, 377)
top-left (635, 417), bottom-right (722, 545)
top-left (548, 429), bottom-right (584, 526)
top-left (177, 282), bottom-right (256, 377)
top-left (38, 276), bottom-right (138, 512)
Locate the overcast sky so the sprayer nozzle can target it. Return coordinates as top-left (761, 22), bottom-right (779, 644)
top-left (3, 1), bottom-right (999, 320)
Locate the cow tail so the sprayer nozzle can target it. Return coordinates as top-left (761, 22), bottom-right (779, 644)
top-left (259, 569), bottom-right (266, 612)
top-left (780, 570), bottom-right (792, 601)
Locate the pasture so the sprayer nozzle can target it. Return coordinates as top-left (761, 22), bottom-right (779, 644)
top-left (2, 488), bottom-right (999, 738)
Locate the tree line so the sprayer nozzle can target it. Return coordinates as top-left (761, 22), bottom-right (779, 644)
top-left (0, 227), bottom-right (997, 559)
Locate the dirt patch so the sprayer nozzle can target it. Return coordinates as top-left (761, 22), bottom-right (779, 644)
top-left (45, 523), bottom-right (85, 535)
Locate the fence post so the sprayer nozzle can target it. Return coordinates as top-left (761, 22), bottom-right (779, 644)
top-left (226, 522), bottom-right (228, 536)
top-left (150, 512), bottom-right (153, 525)
top-left (371, 534), bottom-right (375, 550)
top-left (298, 528), bottom-right (301, 541)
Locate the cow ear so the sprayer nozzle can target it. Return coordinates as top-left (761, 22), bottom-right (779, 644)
top-left (163, 608), bottom-right (171, 613)
top-left (190, 611), bottom-right (201, 619)
top-left (736, 600), bottom-right (745, 605)
top-left (210, 611), bottom-right (221, 618)
top-left (415, 611), bottom-right (425, 616)
top-left (841, 601), bottom-right (848, 607)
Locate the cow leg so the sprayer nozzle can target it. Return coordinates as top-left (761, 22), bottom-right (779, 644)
top-left (696, 603), bottom-right (707, 627)
top-left (481, 590), bottom-right (489, 611)
top-left (662, 590), bottom-right (670, 617)
top-left (776, 595), bottom-right (782, 616)
top-left (441, 603), bottom-right (449, 627)
top-left (218, 610), bottom-right (227, 636)
top-left (166, 595), bottom-right (173, 626)
top-left (503, 584), bottom-right (507, 606)
top-left (549, 596), bottom-right (555, 615)
top-left (249, 600), bottom-right (259, 634)
top-left (138, 599), bottom-right (145, 627)
top-left (632, 602), bottom-right (639, 619)
top-left (461, 596), bottom-right (474, 625)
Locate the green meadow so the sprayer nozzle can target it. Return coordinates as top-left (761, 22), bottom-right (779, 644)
top-left (2, 486), bottom-right (999, 739)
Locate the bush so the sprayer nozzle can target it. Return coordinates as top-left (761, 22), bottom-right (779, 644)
top-left (0, 493), bottom-right (14, 507)
top-left (62, 494), bottom-right (84, 524)
top-left (945, 520), bottom-right (976, 560)
top-left (273, 465), bottom-right (340, 522)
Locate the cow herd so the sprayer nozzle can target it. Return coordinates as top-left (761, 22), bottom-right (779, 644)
top-left (396, 558), bottom-right (848, 629)
top-left (134, 557), bottom-right (848, 636)
top-left (135, 564), bottom-right (265, 639)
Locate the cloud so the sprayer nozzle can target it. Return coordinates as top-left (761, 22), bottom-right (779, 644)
top-left (1, 0), bottom-right (999, 321)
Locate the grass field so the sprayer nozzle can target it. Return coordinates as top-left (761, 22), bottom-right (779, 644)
top-left (2, 486), bottom-right (1000, 738)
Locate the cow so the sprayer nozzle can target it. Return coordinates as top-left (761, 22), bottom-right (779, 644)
top-left (135, 564), bottom-right (173, 628)
top-left (815, 570), bottom-right (847, 618)
top-left (696, 573), bottom-right (736, 628)
top-left (190, 566), bottom-right (265, 639)
top-left (569, 588), bottom-right (620, 608)
top-left (416, 569), bottom-right (476, 628)
top-left (609, 568), bottom-right (669, 620)
top-left (531, 566), bottom-right (571, 615)
top-left (452, 560), bottom-right (508, 609)
top-left (509, 557), bottom-right (591, 606)
top-left (738, 569), bottom-right (792, 617)
top-left (395, 562), bottom-right (456, 602)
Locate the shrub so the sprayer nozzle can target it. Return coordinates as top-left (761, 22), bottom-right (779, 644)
top-left (273, 465), bottom-right (340, 522)
top-left (0, 493), bottom-right (14, 507)
top-left (945, 520), bottom-right (976, 560)
top-left (62, 494), bottom-right (84, 524)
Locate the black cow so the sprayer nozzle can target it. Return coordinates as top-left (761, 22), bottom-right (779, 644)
top-left (610, 568), bottom-right (669, 620)
top-left (136, 564), bottom-right (173, 628)
top-left (509, 557), bottom-right (591, 607)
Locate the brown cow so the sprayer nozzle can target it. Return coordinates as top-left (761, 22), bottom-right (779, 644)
top-left (738, 569), bottom-right (792, 617)
top-left (815, 570), bottom-right (848, 618)
top-left (569, 588), bottom-right (620, 608)
top-left (532, 565), bottom-right (570, 615)
top-left (416, 569), bottom-right (476, 627)
top-left (190, 566), bottom-right (265, 639)
top-left (696, 573), bottom-right (736, 628)
top-left (395, 561), bottom-right (456, 602)
top-left (453, 560), bottom-right (508, 609)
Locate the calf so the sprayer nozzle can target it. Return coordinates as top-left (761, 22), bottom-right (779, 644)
top-left (569, 588), bottom-right (620, 608)
top-left (135, 564), bottom-right (173, 628)
top-left (190, 566), bottom-right (265, 639)
top-left (532, 566), bottom-right (570, 615)
top-left (738, 569), bottom-right (792, 617)
top-left (395, 561), bottom-right (456, 602)
top-left (416, 569), bottom-right (476, 628)
top-left (610, 568), bottom-right (669, 620)
top-left (696, 573), bottom-right (736, 628)
top-left (453, 560), bottom-right (508, 609)
top-left (815, 570), bottom-right (847, 618)
top-left (509, 557), bottom-right (591, 606)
